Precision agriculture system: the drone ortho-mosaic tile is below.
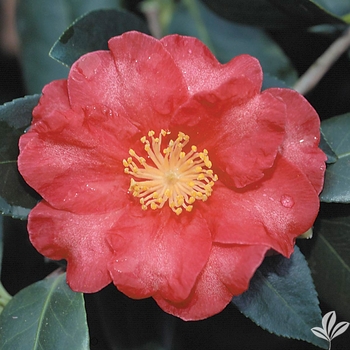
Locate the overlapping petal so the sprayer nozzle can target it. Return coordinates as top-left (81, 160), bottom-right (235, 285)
top-left (18, 80), bottom-right (140, 215)
top-left (268, 88), bottom-right (327, 194)
top-left (161, 35), bottom-right (262, 95)
top-left (171, 82), bottom-right (286, 188)
top-left (203, 156), bottom-right (320, 257)
top-left (68, 50), bottom-right (122, 111)
top-left (31, 79), bottom-right (71, 127)
top-left (108, 206), bottom-right (212, 303)
top-left (28, 201), bottom-right (117, 292)
top-left (19, 129), bottom-right (130, 216)
top-left (154, 244), bottom-right (268, 320)
top-left (106, 31), bottom-right (189, 133)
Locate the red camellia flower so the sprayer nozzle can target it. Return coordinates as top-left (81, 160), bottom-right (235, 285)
top-left (18, 31), bottom-right (326, 320)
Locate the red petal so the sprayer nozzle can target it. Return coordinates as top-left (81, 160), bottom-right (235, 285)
top-left (171, 86), bottom-right (286, 188)
top-left (268, 88), bottom-right (326, 193)
top-left (19, 80), bottom-right (70, 151)
top-left (107, 205), bottom-right (212, 302)
top-left (18, 128), bottom-right (131, 215)
top-left (18, 80), bottom-right (140, 214)
top-left (68, 50), bottom-right (124, 113)
top-left (32, 79), bottom-right (70, 124)
top-left (106, 31), bottom-right (189, 133)
top-left (32, 78), bottom-right (139, 147)
top-left (161, 35), bottom-right (262, 95)
top-left (28, 201), bottom-right (116, 292)
top-left (19, 139), bottom-right (130, 214)
top-left (203, 156), bottom-right (320, 257)
top-left (154, 244), bottom-right (267, 320)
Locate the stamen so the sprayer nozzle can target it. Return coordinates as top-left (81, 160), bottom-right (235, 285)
top-left (122, 130), bottom-right (218, 215)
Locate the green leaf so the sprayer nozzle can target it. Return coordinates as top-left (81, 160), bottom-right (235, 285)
top-left (309, 207), bottom-right (350, 320)
top-left (314, 0), bottom-right (350, 17)
top-left (232, 246), bottom-right (327, 349)
top-left (200, 0), bottom-right (345, 28)
top-left (320, 131), bottom-right (338, 164)
top-left (50, 9), bottom-right (150, 68)
top-left (320, 113), bottom-right (350, 203)
top-left (262, 73), bottom-right (290, 90)
top-left (0, 271), bottom-right (89, 350)
top-left (17, 0), bottom-right (121, 94)
top-left (0, 216), bottom-right (3, 275)
top-left (0, 96), bottom-right (41, 219)
top-left (168, 0), bottom-right (298, 85)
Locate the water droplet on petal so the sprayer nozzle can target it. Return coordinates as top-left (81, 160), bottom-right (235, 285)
top-left (86, 183), bottom-right (96, 191)
top-left (102, 106), bottom-right (113, 117)
top-left (84, 104), bottom-right (113, 123)
top-left (280, 194), bottom-right (295, 208)
top-left (188, 49), bottom-right (192, 54)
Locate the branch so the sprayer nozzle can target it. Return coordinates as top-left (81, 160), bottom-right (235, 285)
top-left (293, 26), bottom-right (350, 95)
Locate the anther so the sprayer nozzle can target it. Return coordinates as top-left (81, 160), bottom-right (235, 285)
top-left (122, 130), bottom-right (218, 215)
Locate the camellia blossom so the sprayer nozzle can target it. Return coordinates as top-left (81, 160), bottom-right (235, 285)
top-left (18, 31), bottom-right (326, 320)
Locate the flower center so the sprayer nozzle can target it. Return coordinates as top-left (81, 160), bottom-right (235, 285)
top-left (123, 130), bottom-right (218, 215)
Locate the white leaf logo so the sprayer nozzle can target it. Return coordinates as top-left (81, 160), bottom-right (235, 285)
top-left (311, 311), bottom-right (349, 349)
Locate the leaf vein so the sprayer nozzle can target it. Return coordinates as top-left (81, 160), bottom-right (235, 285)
top-left (33, 275), bottom-right (65, 349)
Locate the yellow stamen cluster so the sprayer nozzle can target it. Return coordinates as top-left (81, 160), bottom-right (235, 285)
top-left (123, 130), bottom-right (218, 215)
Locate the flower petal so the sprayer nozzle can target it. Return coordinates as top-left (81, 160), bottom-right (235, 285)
top-left (18, 79), bottom-right (69, 151)
top-left (106, 31), bottom-right (189, 133)
top-left (268, 88), bottom-right (326, 194)
top-left (18, 80), bottom-right (139, 214)
top-left (68, 50), bottom-right (124, 113)
top-left (31, 79), bottom-right (70, 124)
top-left (18, 126), bottom-right (131, 215)
top-left (32, 79), bottom-right (139, 147)
top-left (161, 35), bottom-right (262, 95)
top-left (154, 244), bottom-right (268, 320)
top-left (28, 201), bottom-right (117, 292)
top-left (171, 85), bottom-right (286, 188)
top-left (203, 156), bottom-right (320, 257)
top-left (108, 205), bottom-right (212, 303)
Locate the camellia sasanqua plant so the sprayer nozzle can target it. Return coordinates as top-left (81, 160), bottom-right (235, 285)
top-left (0, 1), bottom-right (350, 349)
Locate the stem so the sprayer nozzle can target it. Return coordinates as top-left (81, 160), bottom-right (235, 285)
top-left (328, 340), bottom-right (331, 350)
top-left (293, 26), bottom-right (350, 95)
